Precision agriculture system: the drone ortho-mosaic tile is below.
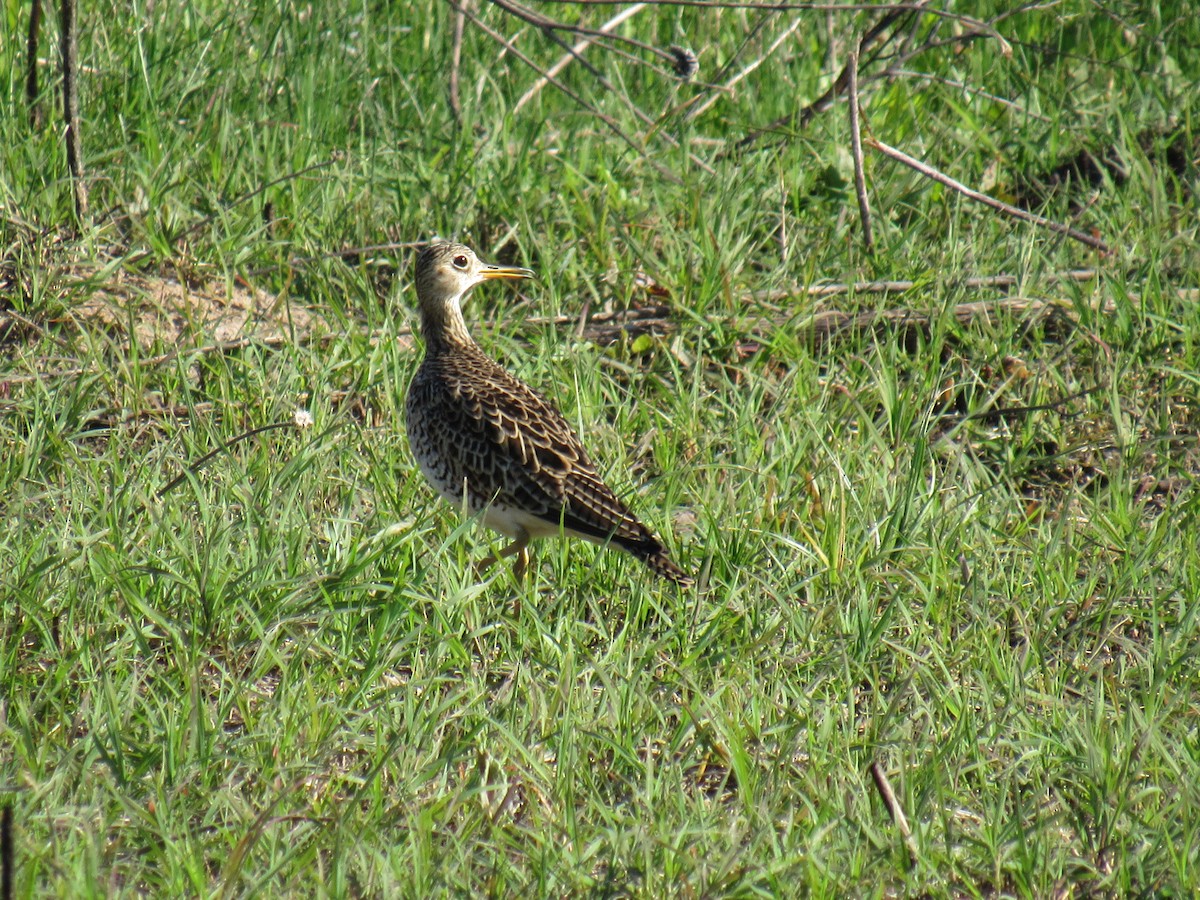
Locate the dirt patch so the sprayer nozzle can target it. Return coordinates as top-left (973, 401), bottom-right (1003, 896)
top-left (71, 270), bottom-right (331, 349)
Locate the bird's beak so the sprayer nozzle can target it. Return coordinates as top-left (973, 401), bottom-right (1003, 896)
top-left (480, 263), bottom-right (535, 281)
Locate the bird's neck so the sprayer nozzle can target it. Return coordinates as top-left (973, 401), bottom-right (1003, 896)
top-left (419, 295), bottom-right (475, 353)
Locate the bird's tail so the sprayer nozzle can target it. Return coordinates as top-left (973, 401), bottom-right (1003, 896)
top-left (638, 547), bottom-right (695, 588)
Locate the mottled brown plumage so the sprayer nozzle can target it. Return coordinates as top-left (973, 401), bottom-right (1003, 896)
top-left (405, 240), bottom-right (692, 586)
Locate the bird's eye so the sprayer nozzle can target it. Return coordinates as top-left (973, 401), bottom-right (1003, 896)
top-left (452, 254), bottom-right (469, 269)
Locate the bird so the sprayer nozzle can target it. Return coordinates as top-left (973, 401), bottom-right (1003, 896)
top-left (405, 239), bottom-right (693, 587)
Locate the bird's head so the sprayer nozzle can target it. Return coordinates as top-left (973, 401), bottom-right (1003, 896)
top-left (414, 240), bottom-right (534, 312)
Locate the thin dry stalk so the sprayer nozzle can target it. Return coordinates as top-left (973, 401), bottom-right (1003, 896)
top-left (848, 44), bottom-right (874, 254)
top-left (867, 137), bottom-right (1111, 252)
top-left (514, 3), bottom-right (648, 113)
top-left (491, 2), bottom-right (715, 174)
top-left (486, 0), bottom-right (679, 66)
top-left (61, 0), bottom-right (88, 219)
top-left (26, 0), bottom-right (43, 128)
top-left (869, 760), bottom-right (919, 869)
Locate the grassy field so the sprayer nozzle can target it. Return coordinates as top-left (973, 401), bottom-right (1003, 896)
top-left (3, 0), bottom-right (1200, 895)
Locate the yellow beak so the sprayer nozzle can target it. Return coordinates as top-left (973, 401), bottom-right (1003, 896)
top-left (480, 263), bottom-right (535, 281)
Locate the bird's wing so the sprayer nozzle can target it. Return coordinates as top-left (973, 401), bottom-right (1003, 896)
top-left (443, 358), bottom-right (660, 548)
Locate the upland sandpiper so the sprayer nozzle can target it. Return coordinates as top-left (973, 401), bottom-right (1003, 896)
top-left (405, 240), bottom-right (693, 587)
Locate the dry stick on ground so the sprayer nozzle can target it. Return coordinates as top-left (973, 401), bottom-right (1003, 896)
top-left (700, 293), bottom-right (1116, 351)
top-left (869, 760), bottom-right (919, 869)
top-left (25, 0), bottom-right (43, 128)
top-left (753, 269), bottom-right (1100, 302)
top-left (60, 0), bottom-right (87, 219)
top-left (866, 137), bottom-right (1112, 253)
top-left (847, 44), bottom-right (874, 254)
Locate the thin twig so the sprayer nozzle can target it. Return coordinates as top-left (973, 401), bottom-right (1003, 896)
top-left (549, 0), bottom-right (1006, 45)
top-left (485, 0), bottom-right (679, 66)
top-left (26, 0), bottom-right (43, 128)
top-left (61, 0), bottom-right (88, 219)
top-left (866, 137), bottom-right (1111, 252)
top-left (685, 14), bottom-right (803, 121)
top-left (963, 384), bottom-right (1101, 424)
top-left (500, 4), bottom-right (715, 174)
top-left (454, 0), bottom-right (683, 183)
top-left (514, 3), bottom-right (647, 113)
top-left (869, 760), bottom-right (919, 869)
top-left (848, 44), bottom-right (873, 254)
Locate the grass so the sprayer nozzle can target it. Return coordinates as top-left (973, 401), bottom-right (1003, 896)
top-left (3, 0), bottom-right (1200, 895)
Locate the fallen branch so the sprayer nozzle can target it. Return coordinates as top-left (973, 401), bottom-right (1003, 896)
top-left (752, 269), bottom-right (1099, 301)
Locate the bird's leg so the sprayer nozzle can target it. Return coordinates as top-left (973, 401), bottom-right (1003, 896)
top-left (511, 545), bottom-right (530, 582)
top-left (476, 528), bottom-right (531, 581)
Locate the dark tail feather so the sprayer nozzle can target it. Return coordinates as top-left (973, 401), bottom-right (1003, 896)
top-left (638, 547), bottom-right (695, 588)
